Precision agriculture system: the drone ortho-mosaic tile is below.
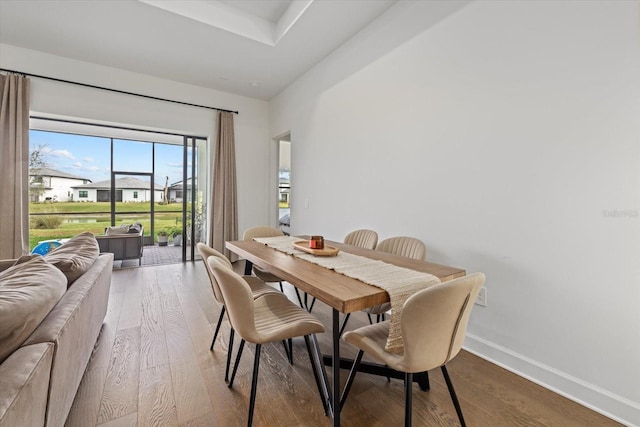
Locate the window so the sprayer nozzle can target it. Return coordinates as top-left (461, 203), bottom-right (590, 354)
top-left (79, 190), bottom-right (88, 198)
top-left (133, 191), bottom-right (138, 199)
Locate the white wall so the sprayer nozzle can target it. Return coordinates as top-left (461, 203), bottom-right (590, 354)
top-left (0, 44), bottom-right (272, 237)
top-left (270, 1), bottom-right (640, 425)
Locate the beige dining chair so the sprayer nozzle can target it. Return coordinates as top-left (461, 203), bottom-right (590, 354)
top-left (197, 243), bottom-right (283, 379)
top-left (209, 257), bottom-right (327, 427)
top-left (341, 272), bottom-right (485, 427)
top-left (243, 226), bottom-right (305, 308)
top-left (344, 229), bottom-right (378, 250)
top-left (339, 236), bottom-right (426, 335)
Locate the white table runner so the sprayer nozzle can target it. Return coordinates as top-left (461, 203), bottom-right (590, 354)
top-left (253, 236), bottom-right (441, 353)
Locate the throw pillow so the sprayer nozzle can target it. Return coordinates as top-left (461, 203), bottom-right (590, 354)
top-left (12, 254), bottom-right (41, 266)
top-left (0, 256), bottom-right (67, 363)
top-left (45, 231), bottom-right (100, 285)
top-left (128, 223), bottom-right (142, 234)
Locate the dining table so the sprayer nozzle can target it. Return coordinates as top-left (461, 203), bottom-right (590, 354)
top-left (226, 237), bottom-right (465, 427)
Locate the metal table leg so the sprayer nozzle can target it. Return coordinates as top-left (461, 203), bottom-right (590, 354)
top-left (332, 308), bottom-right (340, 426)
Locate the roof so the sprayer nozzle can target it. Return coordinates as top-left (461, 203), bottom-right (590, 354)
top-left (30, 167), bottom-right (91, 182)
top-left (72, 177), bottom-right (163, 190)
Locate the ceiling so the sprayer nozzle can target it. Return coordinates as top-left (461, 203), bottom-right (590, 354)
top-left (0, 0), bottom-right (398, 100)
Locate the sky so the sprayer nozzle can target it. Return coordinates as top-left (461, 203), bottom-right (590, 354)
top-left (30, 130), bottom-right (190, 186)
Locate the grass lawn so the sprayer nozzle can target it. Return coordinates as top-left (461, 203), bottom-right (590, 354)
top-left (29, 201), bottom-right (187, 250)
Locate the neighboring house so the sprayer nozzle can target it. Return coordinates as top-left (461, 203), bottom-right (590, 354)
top-left (72, 177), bottom-right (164, 203)
top-left (29, 167), bottom-right (91, 202)
top-left (168, 178), bottom-right (195, 203)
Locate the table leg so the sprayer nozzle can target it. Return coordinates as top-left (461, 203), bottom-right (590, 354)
top-left (332, 308), bottom-right (341, 426)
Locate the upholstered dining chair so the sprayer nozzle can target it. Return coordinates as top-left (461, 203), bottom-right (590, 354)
top-left (209, 257), bottom-right (327, 427)
top-left (196, 243), bottom-right (285, 379)
top-left (243, 226), bottom-right (305, 308)
top-left (339, 235), bottom-right (426, 335)
top-left (376, 236), bottom-right (426, 261)
top-left (341, 272), bottom-right (485, 427)
top-left (343, 229), bottom-right (378, 250)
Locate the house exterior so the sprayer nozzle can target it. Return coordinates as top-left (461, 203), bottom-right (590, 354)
top-left (168, 178), bottom-right (194, 203)
top-left (29, 167), bottom-right (91, 202)
top-left (72, 177), bottom-right (164, 203)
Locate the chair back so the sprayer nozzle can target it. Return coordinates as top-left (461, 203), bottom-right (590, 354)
top-left (376, 236), bottom-right (426, 260)
top-left (400, 272), bottom-right (485, 372)
top-left (243, 226), bottom-right (284, 240)
top-left (344, 229), bottom-right (378, 249)
top-left (208, 257), bottom-right (258, 342)
top-left (197, 242), bottom-right (232, 304)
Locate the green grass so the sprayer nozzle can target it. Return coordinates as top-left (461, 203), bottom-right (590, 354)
top-left (30, 201), bottom-right (182, 213)
top-left (28, 202), bottom-right (186, 250)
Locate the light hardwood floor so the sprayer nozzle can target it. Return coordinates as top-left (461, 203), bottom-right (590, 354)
top-left (65, 262), bottom-right (621, 427)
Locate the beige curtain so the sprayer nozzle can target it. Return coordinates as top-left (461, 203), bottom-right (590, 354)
top-left (210, 111), bottom-right (238, 260)
top-left (0, 74), bottom-right (30, 259)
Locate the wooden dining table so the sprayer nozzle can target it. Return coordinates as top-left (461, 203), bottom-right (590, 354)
top-left (226, 238), bottom-right (465, 427)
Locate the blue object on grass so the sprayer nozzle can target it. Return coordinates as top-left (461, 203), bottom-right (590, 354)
top-left (31, 240), bottom-right (62, 255)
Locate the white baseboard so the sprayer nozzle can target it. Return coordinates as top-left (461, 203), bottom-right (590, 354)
top-left (464, 334), bottom-right (639, 427)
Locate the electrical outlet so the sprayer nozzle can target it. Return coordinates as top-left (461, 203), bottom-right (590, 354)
top-left (475, 287), bottom-right (487, 307)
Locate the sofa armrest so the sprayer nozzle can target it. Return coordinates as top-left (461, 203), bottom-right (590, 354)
top-left (0, 343), bottom-right (53, 427)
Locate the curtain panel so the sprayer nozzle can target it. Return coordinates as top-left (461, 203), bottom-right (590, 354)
top-left (210, 111), bottom-right (238, 260)
top-left (0, 74), bottom-right (30, 259)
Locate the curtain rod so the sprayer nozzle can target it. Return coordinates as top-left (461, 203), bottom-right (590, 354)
top-left (0, 67), bottom-right (239, 115)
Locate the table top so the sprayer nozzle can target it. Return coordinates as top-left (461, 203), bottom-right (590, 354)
top-left (226, 239), bottom-right (465, 314)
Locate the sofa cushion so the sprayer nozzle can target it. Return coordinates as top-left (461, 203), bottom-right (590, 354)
top-left (45, 232), bottom-right (100, 285)
top-left (105, 225), bottom-right (130, 235)
top-left (0, 256), bottom-right (66, 364)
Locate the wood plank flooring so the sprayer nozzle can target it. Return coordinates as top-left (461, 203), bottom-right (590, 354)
top-left (66, 262), bottom-right (621, 427)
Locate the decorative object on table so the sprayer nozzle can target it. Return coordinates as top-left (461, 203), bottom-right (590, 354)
top-left (309, 235), bottom-right (324, 249)
top-left (293, 240), bottom-right (339, 256)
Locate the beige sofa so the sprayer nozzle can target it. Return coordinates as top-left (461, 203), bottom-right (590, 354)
top-left (0, 232), bottom-right (113, 427)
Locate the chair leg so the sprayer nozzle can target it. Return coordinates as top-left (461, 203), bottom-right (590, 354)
top-left (228, 338), bottom-right (246, 387)
top-left (367, 313), bottom-right (373, 324)
top-left (210, 306), bottom-right (226, 351)
top-left (405, 372), bottom-right (413, 427)
top-left (304, 335), bottom-right (328, 414)
top-left (305, 294), bottom-right (317, 312)
top-left (278, 281), bottom-right (284, 292)
top-left (248, 344), bottom-right (262, 427)
top-left (294, 287), bottom-right (304, 308)
top-left (340, 349), bottom-right (364, 410)
top-left (339, 313), bottom-right (351, 337)
top-left (441, 365), bottom-right (466, 427)
top-left (281, 339), bottom-right (293, 365)
top-left (225, 328), bottom-right (235, 382)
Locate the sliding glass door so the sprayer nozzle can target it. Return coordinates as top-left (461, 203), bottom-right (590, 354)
top-left (28, 120), bottom-right (208, 264)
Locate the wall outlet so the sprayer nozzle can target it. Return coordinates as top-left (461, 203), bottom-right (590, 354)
top-left (475, 287), bottom-right (487, 307)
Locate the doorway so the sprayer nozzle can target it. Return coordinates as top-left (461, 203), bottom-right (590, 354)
top-left (278, 135), bottom-right (291, 235)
